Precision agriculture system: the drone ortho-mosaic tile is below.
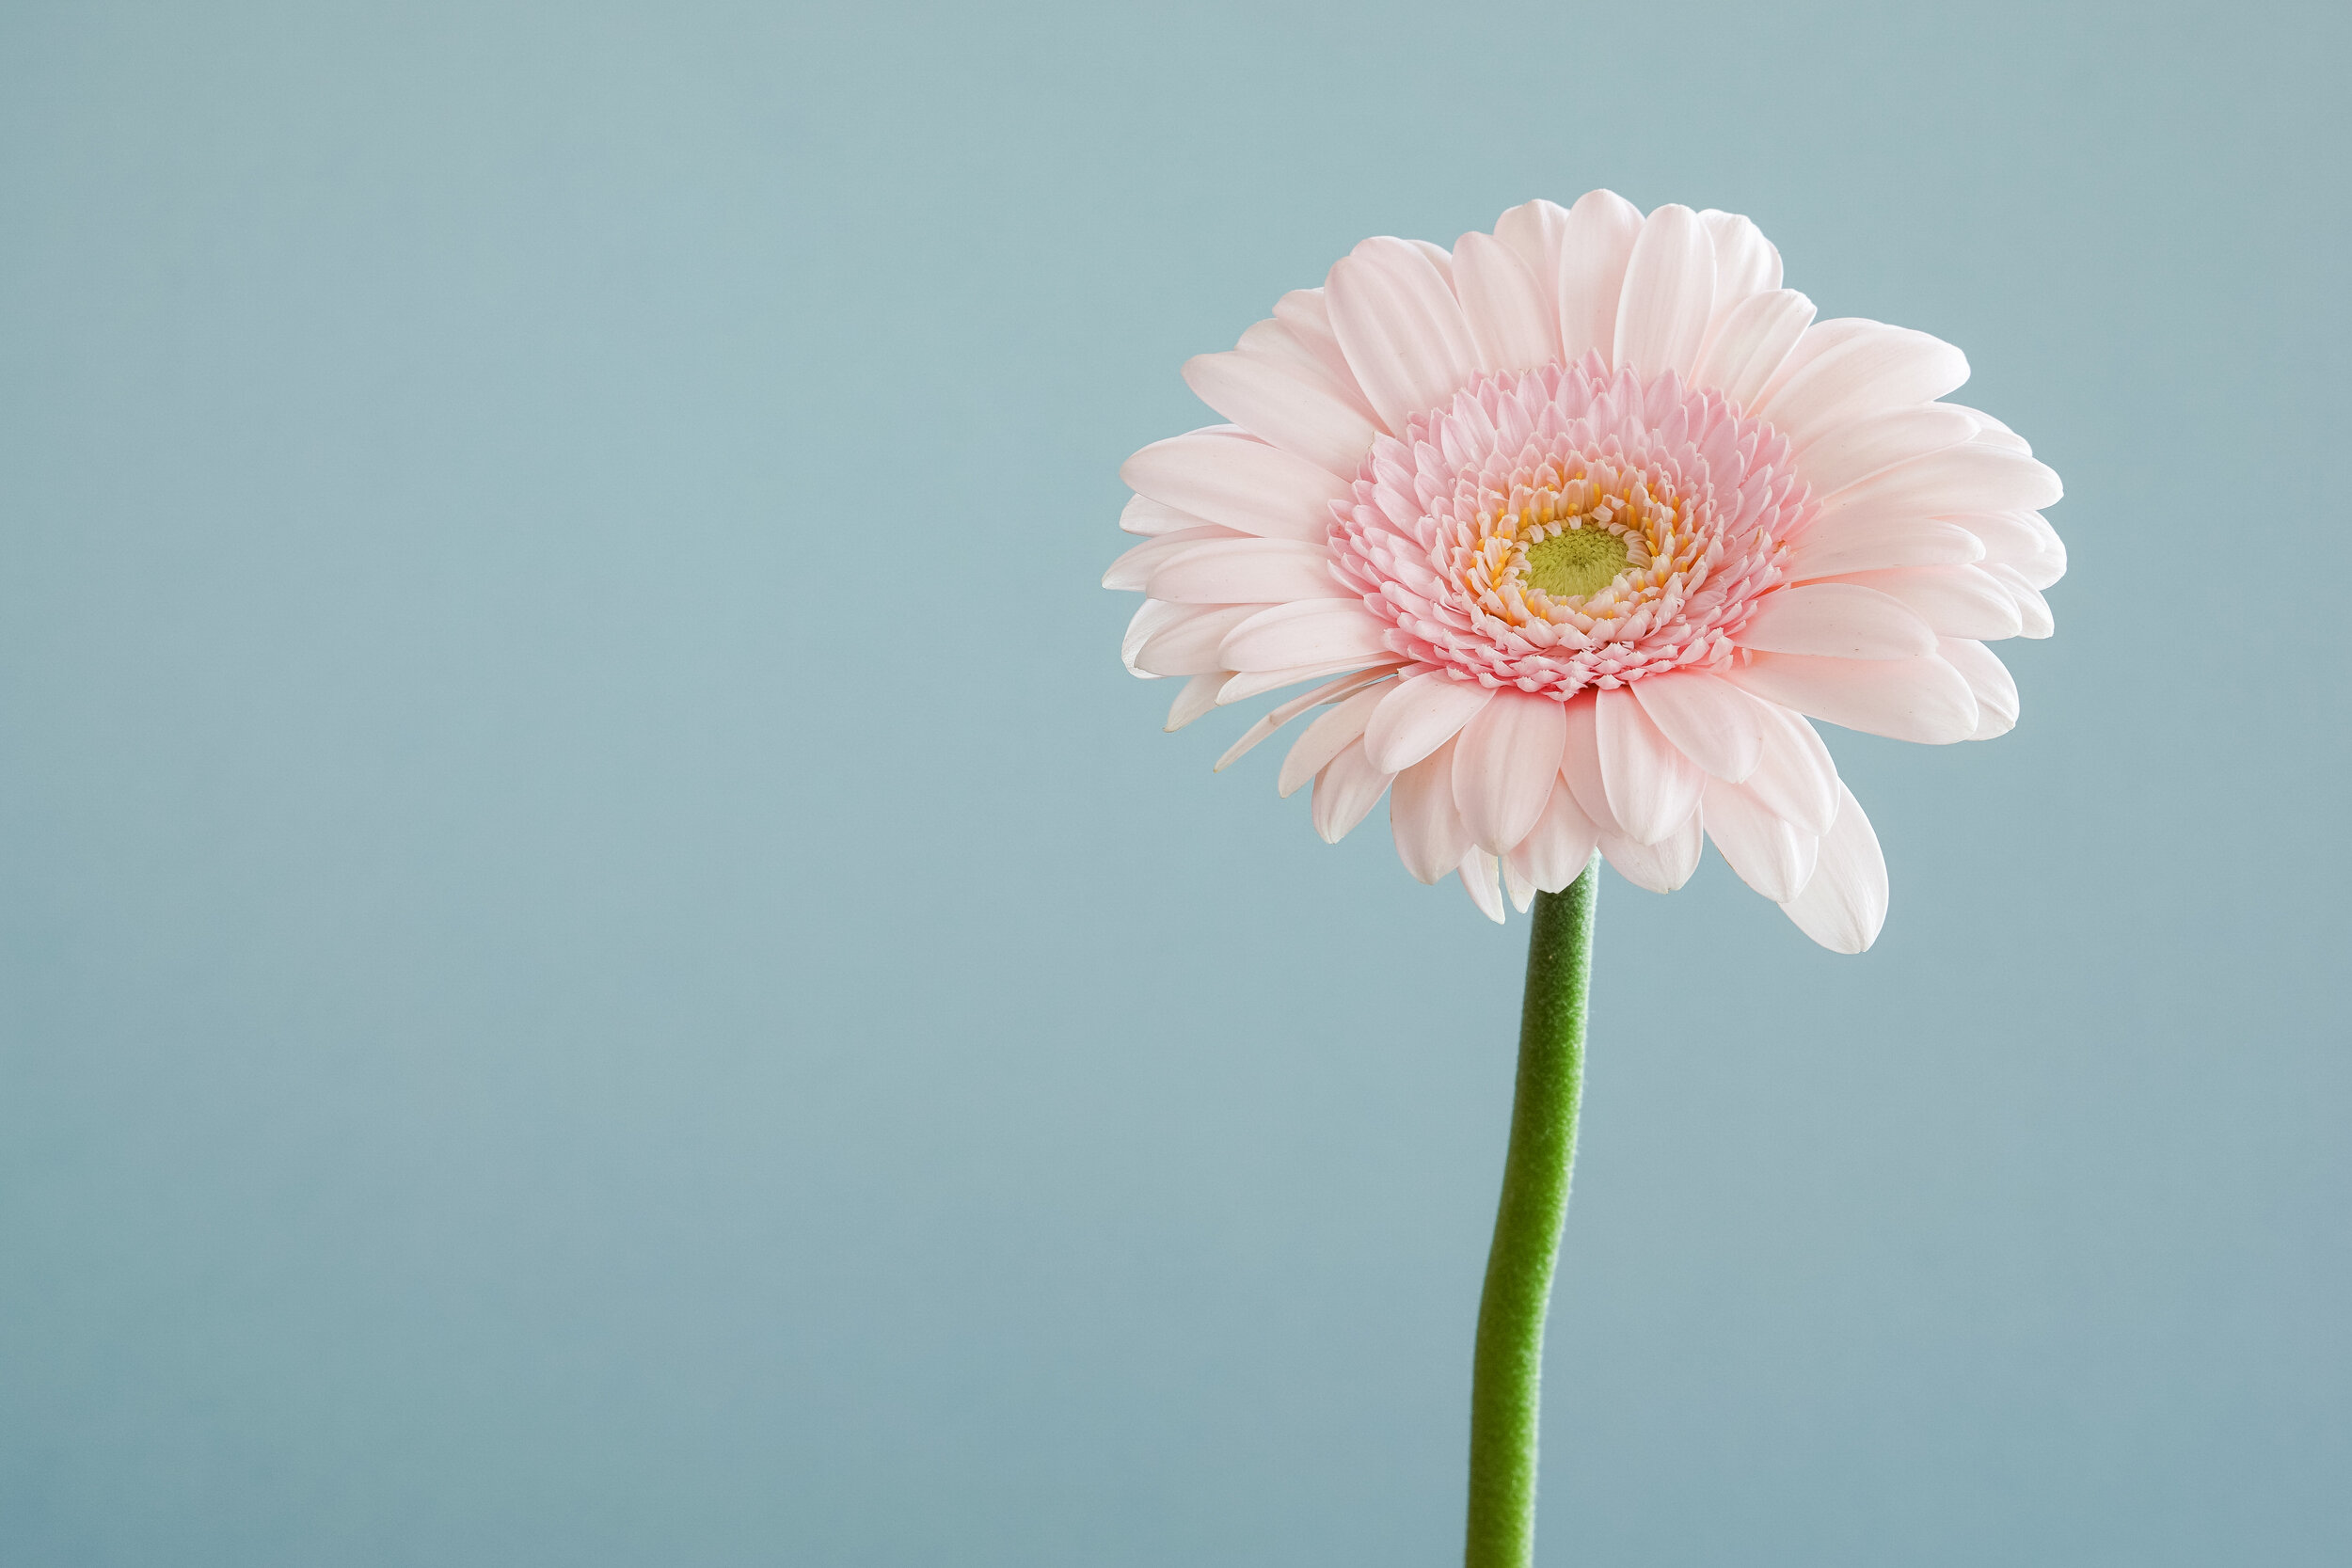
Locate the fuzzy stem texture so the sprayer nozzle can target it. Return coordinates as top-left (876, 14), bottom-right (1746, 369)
top-left (1464, 855), bottom-right (1598, 1568)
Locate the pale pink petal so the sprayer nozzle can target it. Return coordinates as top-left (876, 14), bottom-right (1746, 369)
top-left (1794, 405), bottom-right (1979, 492)
top-left (1491, 198), bottom-right (1571, 341)
top-left (1599, 803), bottom-right (1703, 893)
top-left (1701, 210), bottom-right (1782, 307)
top-left (1276, 680), bottom-right (1393, 796)
top-left (1742, 702), bottom-right (1841, 836)
top-left (1791, 826), bottom-right (1823, 896)
top-left (1452, 690), bottom-right (1569, 853)
top-left (1727, 651), bottom-right (1979, 744)
top-left (1689, 289), bottom-right (1816, 410)
top-left (1182, 351), bottom-right (1382, 479)
top-left (1217, 666), bottom-right (1401, 772)
top-left (1692, 210), bottom-right (1783, 384)
top-left (1945, 403), bottom-right (2032, 454)
top-left (1103, 525), bottom-right (1245, 591)
top-left (1326, 238), bottom-right (1482, 433)
top-left (1954, 512), bottom-right (2066, 588)
top-left (1596, 685), bottom-right (1705, 845)
top-left (1631, 670), bottom-right (1766, 782)
top-left (1146, 538), bottom-right (1351, 605)
top-left (1613, 203), bottom-right (1716, 378)
top-left (1166, 672), bottom-right (1229, 732)
top-left (1459, 847), bottom-right (1506, 924)
top-left (1559, 693), bottom-right (1623, 835)
top-left (1122, 598), bottom-right (1190, 674)
top-left (1136, 603), bottom-right (1273, 677)
top-left (1938, 637), bottom-right (2019, 738)
top-left (1120, 430), bottom-right (1349, 542)
top-left (1733, 582), bottom-right (1938, 659)
top-left (1787, 514), bottom-right (1986, 579)
top-left (1828, 565), bottom-right (2023, 641)
top-left (1556, 189), bottom-right (1644, 365)
top-left (1230, 319), bottom-right (1384, 436)
top-left (1232, 315), bottom-right (1349, 385)
top-left (1268, 289), bottom-right (1377, 415)
top-left (1120, 494), bottom-right (1219, 537)
top-left (1508, 781), bottom-right (1601, 894)
top-left (1391, 737), bottom-right (1472, 883)
top-left (2006, 550), bottom-right (2065, 593)
top-left (1219, 657), bottom-right (1398, 705)
top-left (1311, 737), bottom-right (1393, 842)
top-left (1981, 563), bottom-right (2056, 637)
top-left (1452, 230), bottom-right (1557, 374)
top-left (1780, 784), bottom-right (1888, 953)
top-left (1751, 316), bottom-right (1873, 396)
top-left (1702, 775), bottom-right (1813, 903)
top-left (1751, 322), bottom-right (1970, 450)
top-left (1218, 599), bottom-right (1393, 671)
top-left (1502, 851), bottom-right (1538, 914)
top-left (1361, 669), bottom-right (1497, 774)
top-left (1812, 443), bottom-right (2063, 529)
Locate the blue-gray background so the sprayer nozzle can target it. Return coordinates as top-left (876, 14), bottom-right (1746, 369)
top-left (3, 2), bottom-right (2344, 1563)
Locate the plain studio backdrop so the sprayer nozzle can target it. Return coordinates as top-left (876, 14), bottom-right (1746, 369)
top-left (2, 2), bottom-right (2346, 1564)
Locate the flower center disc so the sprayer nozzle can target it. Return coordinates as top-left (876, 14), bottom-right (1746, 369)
top-left (1327, 359), bottom-right (1812, 697)
top-left (1522, 526), bottom-right (1629, 600)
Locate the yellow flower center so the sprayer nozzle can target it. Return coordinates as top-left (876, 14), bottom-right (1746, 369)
top-left (1446, 463), bottom-right (1717, 639)
top-left (1522, 526), bottom-right (1630, 599)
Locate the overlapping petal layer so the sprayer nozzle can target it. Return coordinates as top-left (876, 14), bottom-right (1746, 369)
top-left (1330, 357), bottom-right (1804, 695)
top-left (1106, 194), bottom-right (2063, 951)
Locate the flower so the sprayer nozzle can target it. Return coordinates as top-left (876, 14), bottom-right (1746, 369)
top-left (1105, 193), bottom-right (2063, 951)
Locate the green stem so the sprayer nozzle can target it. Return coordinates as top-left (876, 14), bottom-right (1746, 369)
top-left (1465, 854), bottom-right (1598, 1568)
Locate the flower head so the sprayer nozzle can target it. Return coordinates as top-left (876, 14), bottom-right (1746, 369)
top-left (1105, 194), bottom-right (2064, 950)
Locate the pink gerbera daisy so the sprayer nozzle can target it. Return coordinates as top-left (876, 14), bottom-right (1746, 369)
top-left (1106, 192), bottom-right (2063, 951)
